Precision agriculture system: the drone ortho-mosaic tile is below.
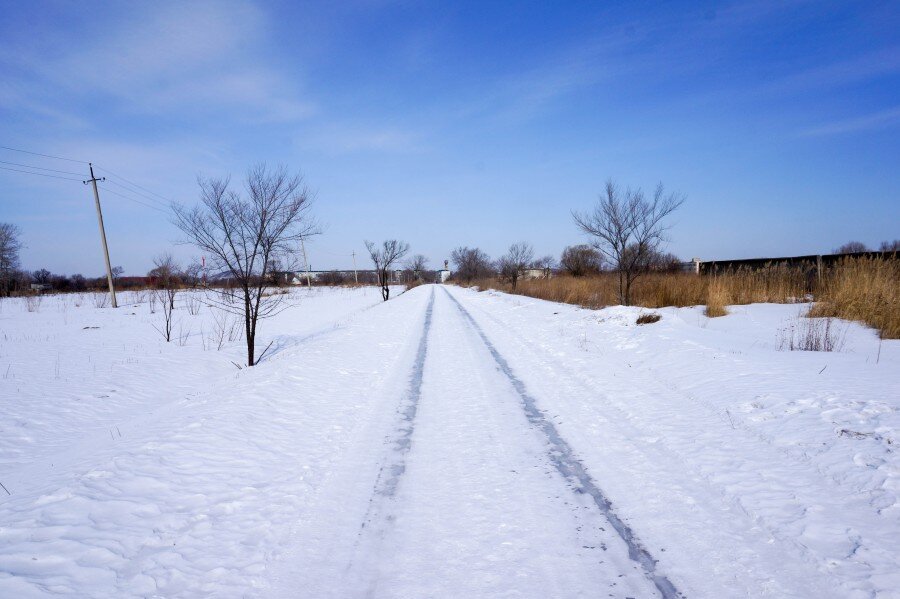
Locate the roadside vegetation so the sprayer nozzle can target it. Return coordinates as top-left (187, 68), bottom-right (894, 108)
top-left (457, 257), bottom-right (898, 339)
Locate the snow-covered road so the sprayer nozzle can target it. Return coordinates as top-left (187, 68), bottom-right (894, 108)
top-left (1, 284), bottom-right (898, 597)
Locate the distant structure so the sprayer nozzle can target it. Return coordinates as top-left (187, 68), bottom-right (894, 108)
top-left (685, 250), bottom-right (895, 278)
top-left (278, 269), bottom-right (400, 285)
top-left (521, 267), bottom-right (552, 280)
top-left (437, 259), bottom-right (451, 283)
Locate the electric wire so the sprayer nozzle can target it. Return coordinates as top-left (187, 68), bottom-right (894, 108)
top-left (0, 164), bottom-right (83, 182)
top-left (0, 145), bottom-right (87, 164)
top-left (95, 165), bottom-right (175, 206)
top-left (0, 144), bottom-right (170, 216)
top-left (97, 185), bottom-right (168, 213)
top-left (0, 159), bottom-right (84, 177)
top-left (102, 178), bottom-right (171, 209)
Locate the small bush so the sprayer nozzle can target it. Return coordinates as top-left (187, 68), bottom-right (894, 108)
top-left (25, 294), bottom-right (42, 312)
top-left (779, 315), bottom-right (845, 352)
top-left (636, 313), bottom-right (661, 325)
top-left (91, 292), bottom-right (109, 309)
top-left (704, 279), bottom-right (729, 318)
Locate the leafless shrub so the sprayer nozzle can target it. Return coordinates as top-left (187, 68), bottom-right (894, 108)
top-left (779, 315), bottom-right (845, 352)
top-left (208, 309), bottom-right (240, 351)
top-left (92, 292), bottom-right (109, 309)
top-left (560, 245), bottom-right (603, 277)
top-left (25, 294), bottom-right (42, 312)
top-left (185, 294), bottom-right (201, 315)
top-left (176, 323), bottom-right (191, 346)
top-left (150, 254), bottom-right (181, 343)
top-left (636, 313), bottom-right (661, 325)
top-left (153, 290), bottom-right (176, 342)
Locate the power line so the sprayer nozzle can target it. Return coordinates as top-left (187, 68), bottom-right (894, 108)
top-left (0, 144), bottom-right (87, 164)
top-left (97, 184), bottom-right (168, 213)
top-left (95, 165), bottom-right (175, 205)
top-left (0, 164), bottom-right (83, 182)
top-left (102, 178), bottom-right (170, 209)
top-left (0, 159), bottom-right (84, 176)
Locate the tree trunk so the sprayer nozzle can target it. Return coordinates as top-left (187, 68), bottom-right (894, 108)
top-left (243, 287), bottom-right (254, 366)
top-left (624, 273), bottom-right (633, 306)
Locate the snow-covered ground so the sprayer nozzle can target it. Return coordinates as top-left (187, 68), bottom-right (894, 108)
top-left (0, 285), bottom-right (897, 597)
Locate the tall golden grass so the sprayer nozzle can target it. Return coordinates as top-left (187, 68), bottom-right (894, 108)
top-left (466, 266), bottom-right (808, 310)
top-left (809, 257), bottom-right (899, 339)
top-left (461, 257), bottom-right (898, 338)
top-left (704, 278), bottom-right (729, 318)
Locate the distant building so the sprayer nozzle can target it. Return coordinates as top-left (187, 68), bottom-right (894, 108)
top-left (277, 269), bottom-right (402, 285)
top-left (436, 260), bottom-right (451, 283)
top-left (520, 267), bottom-right (552, 280)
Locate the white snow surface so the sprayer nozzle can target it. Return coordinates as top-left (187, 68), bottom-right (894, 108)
top-left (0, 285), bottom-right (897, 598)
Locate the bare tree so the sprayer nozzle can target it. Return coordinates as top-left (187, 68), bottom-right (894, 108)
top-left (32, 268), bottom-right (52, 284)
top-left (366, 240), bottom-right (409, 301)
top-left (172, 164), bottom-right (317, 366)
top-left (834, 241), bottom-right (869, 254)
top-left (0, 223), bottom-right (23, 297)
top-left (560, 244), bottom-right (603, 277)
top-left (497, 242), bottom-right (534, 290)
top-left (879, 239), bottom-right (900, 253)
top-left (404, 254), bottom-right (429, 281)
top-left (532, 255), bottom-right (556, 270)
top-left (149, 253), bottom-right (181, 342)
top-left (573, 179), bottom-right (684, 305)
top-left (111, 266), bottom-right (124, 286)
top-left (450, 246), bottom-right (494, 282)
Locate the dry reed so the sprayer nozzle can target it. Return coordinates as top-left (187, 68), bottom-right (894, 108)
top-left (704, 279), bottom-right (729, 317)
top-left (460, 257), bottom-right (898, 338)
top-left (809, 257), bottom-right (899, 339)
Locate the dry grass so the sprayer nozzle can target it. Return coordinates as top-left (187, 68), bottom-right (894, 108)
top-left (464, 266), bottom-right (807, 311)
top-left (778, 315), bottom-right (845, 352)
top-left (809, 257), bottom-right (900, 339)
top-left (704, 279), bottom-right (729, 318)
top-left (636, 313), bottom-right (661, 325)
top-left (458, 257), bottom-right (898, 338)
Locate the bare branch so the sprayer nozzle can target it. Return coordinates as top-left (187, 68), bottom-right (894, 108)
top-left (171, 164), bottom-right (318, 365)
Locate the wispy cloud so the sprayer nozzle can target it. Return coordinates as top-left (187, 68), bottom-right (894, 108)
top-left (301, 125), bottom-right (423, 155)
top-left (800, 106), bottom-right (900, 137)
top-left (5, 0), bottom-right (313, 125)
top-left (760, 47), bottom-right (900, 97)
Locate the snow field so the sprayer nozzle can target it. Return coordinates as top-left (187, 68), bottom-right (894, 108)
top-left (0, 286), bottom-right (414, 597)
top-left (0, 284), bottom-right (897, 597)
top-left (449, 286), bottom-right (899, 597)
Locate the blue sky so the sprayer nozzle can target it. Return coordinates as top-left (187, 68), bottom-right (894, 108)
top-left (1, 0), bottom-right (898, 275)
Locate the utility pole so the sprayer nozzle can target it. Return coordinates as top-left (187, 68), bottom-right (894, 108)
top-left (84, 163), bottom-right (117, 308)
top-left (300, 236), bottom-right (312, 288)
top-left (352, 251), bottom-right (359, 284)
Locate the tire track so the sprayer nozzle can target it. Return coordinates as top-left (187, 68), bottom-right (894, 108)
top-left (343, 288), bottom-right (435, 588)
top-left (443, 287), bottom-right (682, 599)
